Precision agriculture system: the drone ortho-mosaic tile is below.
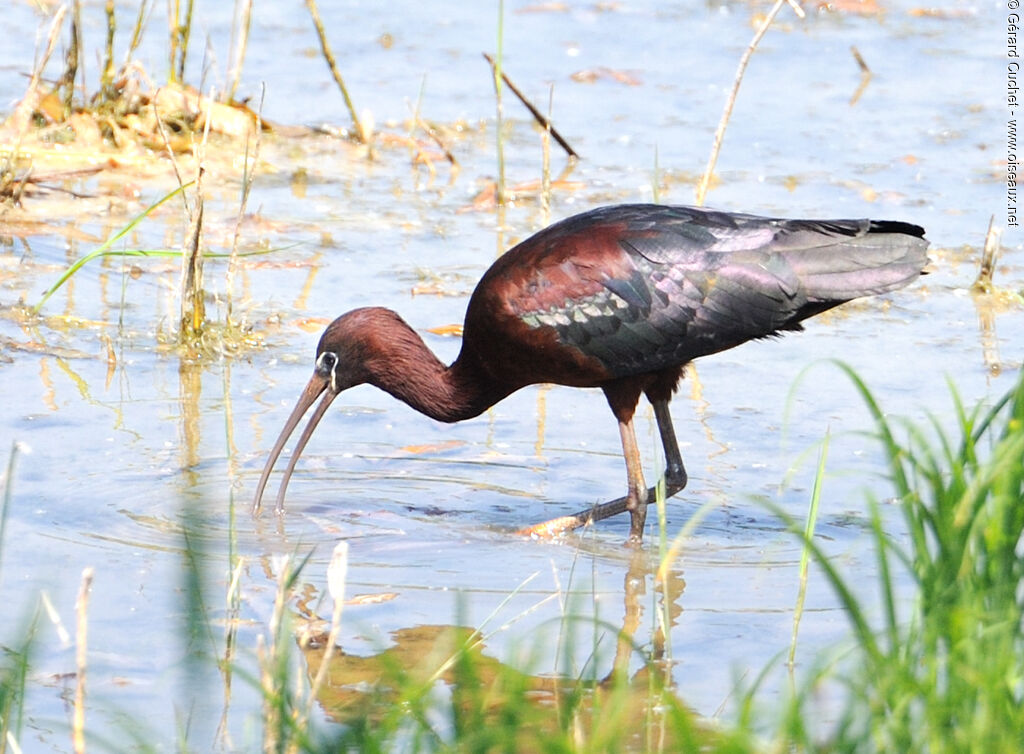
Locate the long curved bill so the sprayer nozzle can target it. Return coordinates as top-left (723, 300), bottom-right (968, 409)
top-left (251, 373), bottom-right (339, 516)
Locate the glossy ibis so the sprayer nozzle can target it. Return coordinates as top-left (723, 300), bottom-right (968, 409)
top-left (252, 204), bottom-right (928, 542)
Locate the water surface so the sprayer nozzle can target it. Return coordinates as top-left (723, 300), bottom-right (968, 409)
top-left (0, 0), bottom-right (1019, 749)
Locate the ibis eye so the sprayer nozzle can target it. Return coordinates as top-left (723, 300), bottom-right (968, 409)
top-left (315, 351), bottom-right (339, 391)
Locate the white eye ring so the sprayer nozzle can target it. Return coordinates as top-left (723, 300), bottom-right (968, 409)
top-left (316, 351), bottom-right (339, 392)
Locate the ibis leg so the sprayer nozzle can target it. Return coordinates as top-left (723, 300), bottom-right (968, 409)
top-left (518, 377), bottom-right (690, 542)
top-left (651, 399), bottom-right (688, 492)
top-left (617, 416), bottom-right (648, 543)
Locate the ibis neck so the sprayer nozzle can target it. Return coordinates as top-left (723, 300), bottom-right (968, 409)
top-left (366, 326), bottom-right (506, 423)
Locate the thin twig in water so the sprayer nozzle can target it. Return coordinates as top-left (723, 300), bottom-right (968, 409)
top-left (122, 0), bottom-right (152, 69)
top-left (100, 0), bottom-right (116, 100)
top-left (73, 567), bottom-right (94, 754)
top-left (7, 6), bottom-right (66, 132)
top-left (226, 84), bottom-right (265, 323)
top-left (180, 174), bottom-right (206, 339)
top-left (695, 0), bottom-right (802, 206)
top-left (541, 84), bottom-right (553, 219)
top-left (416, 116), bottom-right (459, 168)
top-left (153, 93), bottom-right (191, 216)
top-left (226, 0), bottom-right (253, 103)
top-left (972, 216), bottom-right (1002, 293)
top-left (302, 543), bottom-right (349, 729)
top-left (3, 8), bottom-right (66, 203)
top-left (62, 0), bottom-right (83, 118)
top-left (850, 45), bottom-right (871, 75)
top-left (180, 90), bottom-right (214, 341)
top-left (483, 53), bottom-right (580, 160)
top-left (305, 0), bottom-right (368, 143)
top-left (169, 0), bottom-right (195, 84)
top-left (849, 45), bottom-right (872, 106)
top-left (215, 556), bottom-right (246, 750)
top-left (492, 1), bottom-right (507, 205)
top-left (652, 145), bottom-right (661, 204)
top-left (0, 442), bottom-right (24, 585)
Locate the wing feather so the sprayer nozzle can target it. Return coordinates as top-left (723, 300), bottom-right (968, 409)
top-left (494, 204), bottom-right (927, 379)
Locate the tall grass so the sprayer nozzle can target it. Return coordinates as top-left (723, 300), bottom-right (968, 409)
top-left (771, 363), bottom-right (1024, 752)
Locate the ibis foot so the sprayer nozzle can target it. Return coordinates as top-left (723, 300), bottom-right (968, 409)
top-left (517, 479), bottom-right (688, 541)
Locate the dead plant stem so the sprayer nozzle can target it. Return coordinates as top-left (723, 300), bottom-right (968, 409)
top-left (62, 0), bottom-right (83, 118)
top-left (301, 544), bottom-right (348, 733)
top-left (849, 45), bottom-right (872, 105)
top-left (226, 84), bottom-right (265, 323)
top-left (483, 53), bottom-right (579, 159)
top-left (177, 0), bottom-right (195, 83)
top-left (415, 115), bottom-right (458, 168)
top-left (972, 216), bottom-right (1002, 292)
top-left (3, 8), bottom-right (65, 202)
top-left (305, 0), bottom-right (368, 143)
top-left (180, 97), bottom-right (213, 341)
top-left (100, 0), bottom-right (116, 100)
top-left (152, 94), bottom-right (190, 215)
top-left (493, 0), bottom-right (506, 205)
top-left (541, 84), bottom-right (553, 220)
top-left (226, 0), bottom-right (253, 103)
top-left (16, 6), bottom-right (66, 127)
top-left (123, 0), bottom-right (151, 69)
top-left (73, 567), bottom-right (95, 754)
top-left (695, 0), bottom-right (802, 206)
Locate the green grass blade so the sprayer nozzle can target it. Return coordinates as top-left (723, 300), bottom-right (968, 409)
top-left (788, 429), bottom-right (828, 666)
top-left (767, 500), bottom-right (883, 665)
top-left (33, 182), bottom-right (193, 313)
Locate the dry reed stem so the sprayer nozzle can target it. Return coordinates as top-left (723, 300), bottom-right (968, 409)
top-left (180, 101), bottom-right (213, 340)
top-left (226, 0), bottom-right (253, 103)
top-left (651, 145), bottom-right (661, 204)
top-left (972, 216), bottom-right (1002, 292)
top-left (62, 0), bottom-right (83, 119)
top-left (169, 0), bottom-right (196, 84)
top-left (214, 556), bottom-right (246, 750)
top-left (695, 0), bottom-right (802, 206)
top-left (226, 84), bottom-right (265, 323)
top-left (6, 6), bottom-right (66, 136)
top-left (100, 0), bottom-right (115, 99)
top-left (301, 543), bottom-right (348, 731)
top-left (483, 53), bottom-right (580, 159)
top-left (849, 45), bottom-right (872, 105)
top-left (73, 567), bottom-right (95, 754)
top-left (541, 85), bottom-right (553, 219)
top-left (122, 0), bottom-right (150, 69)
top-left (850, 45), bottom-right (871, 74)
top-left (414, 116), bottom-right (459, 167)
top-left (153, 96), bottom-right (187, 207)
top-left (492, 0), bottom-right (506, 205)
top-left (305, 0), bottom-right (368, 143)
top-left (180, 177), bottom-right (205, 337)
top-left (41, 591), bottom-right (72, 646)
top-left (255, 635), bottom-right (274, 754)
top-left (261, 557), bottom-right (296, 754)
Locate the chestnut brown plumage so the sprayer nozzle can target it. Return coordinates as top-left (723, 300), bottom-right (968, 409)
top-left (252, 204), bottom-right (928, 542)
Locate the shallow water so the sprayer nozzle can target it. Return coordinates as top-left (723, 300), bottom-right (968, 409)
top-left (1, 0), bottom-right (1021, 749)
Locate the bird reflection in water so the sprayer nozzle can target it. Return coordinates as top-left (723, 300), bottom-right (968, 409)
top-left (290, 549), bottom-right (690, 744)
